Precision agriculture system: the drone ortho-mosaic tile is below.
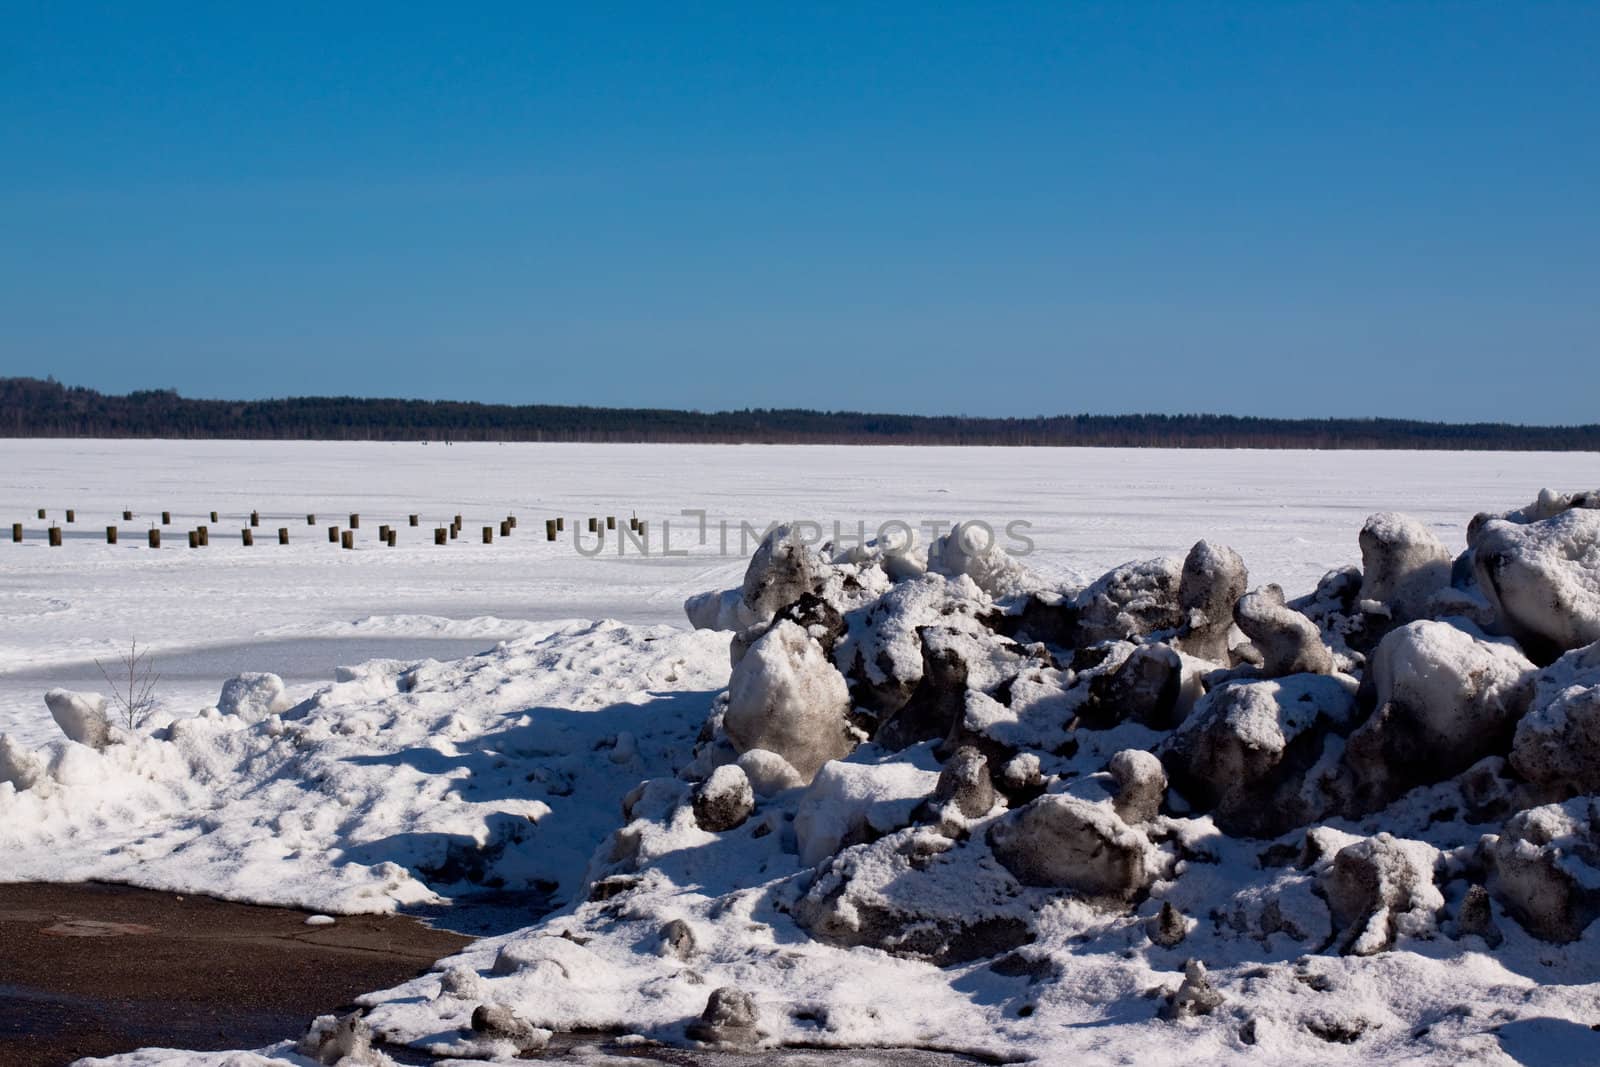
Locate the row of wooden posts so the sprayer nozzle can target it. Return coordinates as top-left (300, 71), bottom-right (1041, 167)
top-left (10, 511), bottom-right (648, 548)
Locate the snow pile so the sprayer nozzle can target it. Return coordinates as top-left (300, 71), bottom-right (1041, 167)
top-left (41, 489), bottom-right (1600, 1065)
top-left (0, 621), bottom-right (731, 912)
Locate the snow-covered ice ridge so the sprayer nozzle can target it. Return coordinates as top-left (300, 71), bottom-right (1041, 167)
top-left (15, 485), bottom-right (1600, 1065)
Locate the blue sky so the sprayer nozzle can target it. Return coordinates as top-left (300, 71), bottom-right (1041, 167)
top-left (2, 3), bottom-right (1596, 422)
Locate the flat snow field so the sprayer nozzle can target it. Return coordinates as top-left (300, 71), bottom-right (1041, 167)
top-left (1, 438), bottom-right (1594, 745)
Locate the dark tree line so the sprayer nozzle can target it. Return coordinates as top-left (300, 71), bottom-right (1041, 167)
top-left (2, 377), bottom-right (1596, 451)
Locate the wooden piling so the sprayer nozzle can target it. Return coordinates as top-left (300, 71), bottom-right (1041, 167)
top-left (307, 513), bottom-right (316, 525)
top-left (409, 514), bottom-right (419, 527)
top-left (556, 517), bottom-right (565, 531)
top-left (454, 514), bottom-right (463, 528)
top-left (587, 517), bottom-right (598, 533)
top-left (162, 511), bottom-right (171, 525)
top-left (241, 529), bottom-right (254, 547)
top-left (500, 519), bottom-right (511, 537)
top-left (250, 511), bottom-right (260, 527)
top-left (197, 526), bottom-right (209, 546)
top-left (449, 524), bottom-right (458, 540)
top-left (507, 515), bottom-right (517, 529)
top-left (48, 527), bottom-right (62, 546)
top-left (188, 530), bottom-right (199, 549)
top-left (387, 529), bottom-right (397, 547)
top-left (349, 513), bottom-right (360, 529)
top-left (379, 524), bottom-right (391, 541)
top-left (11, 522), bottom-right (22, 543)
top-left (482, 526), bottom-right (493, 544)
top-left (122, 510), bottom-right (133, 521)
top-left (278, 528), bottom-right (289, 545)
top-left (148, 529), bottom-right (160, 549)
top-left (545, 519), bottom-right (557, 541)
top-left (36, 508), bottom-right (45, 520)
top-left (210, 511), bottom-right (218, 523)
top-left (328, 525), bottom-right (340, 543)
top-left (606, 516), bottom-right (616, 530)
top-left (341, 531), bottom-right (354, 550)
top-left (106, 526), bottom-right (118, 544)
top-left (434, 528), bottom-right (447, 545)
top-left (65, 509), bottom-right (75, 523)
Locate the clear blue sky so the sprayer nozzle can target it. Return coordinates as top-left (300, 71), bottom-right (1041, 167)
top-left (2, 3), bottom-right (1596, 422)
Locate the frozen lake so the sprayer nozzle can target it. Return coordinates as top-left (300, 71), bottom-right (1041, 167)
top-left (1, 438), bottom-right (1594, 745)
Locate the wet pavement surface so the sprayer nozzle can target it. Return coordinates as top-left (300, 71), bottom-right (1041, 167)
top-left (0, 881), bottom-right (470, 1067)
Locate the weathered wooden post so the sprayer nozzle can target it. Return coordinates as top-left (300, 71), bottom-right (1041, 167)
top-left (278, 528), bottom-right (289, 545)
top-left (48, 526), bottom-right (62, 546)
top-left (307, 513), bottom-right (316, 525)
top-left (454, 514), bottom-right (463, 529)
top-left (482, 526), bottom-right (493, 544)
top-left (162, 511), bottom-right (171, 525)
top-left (545, 519), bottom-right (557, 541)
top-left (500, 519), bottom-right (511, 537)
top-left (148, 528), bottom-right (160, 549)
top-left (434, 527), bottom-right (447, 545)
top-left (606, 516), bottom-right (616, 530)
top-left (341, 530), bottom-right (354, 549)
top-left (556, 517), bottom-right (565, 531)
top-left (65, 509), bottom-right (75, 523)
top-left (349, 513), bottom-right (360, 529)
top-left (106, 526), bottom-right (118, 544)
top-left (409, 514), bottom-right (419, 527)
top-left (188, 530), bottom-right (199, 549)
top-left (36, 508), bottom-right (45, 520)
top-left (587, 517), bottom-right (598, 533)
top-left (241, 529), bottom-right (254, 547)
top-left (122, 510), bottom-right (133, 521)
top-left (11, 522), bottom-right (22, 543)
top-left (449, 524), bottom-right (458, 540)
top-left (387, 529), bottom-right (397, 547)
top-left (378, 524), bottom-right (391, 541)
top-left (197, 526), bottom-right (209, 546)
top-left (210, 511), bottom-right (218, 523)
top-left (328, 525), bottom-right (340, 543)
top-left (507, 515), bottom-right (517, 529)
top-left (250, 511), bottom-right (260, 527)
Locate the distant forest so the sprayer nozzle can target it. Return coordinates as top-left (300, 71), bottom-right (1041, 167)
top-left (3, 377), bottom-right (1596, 451)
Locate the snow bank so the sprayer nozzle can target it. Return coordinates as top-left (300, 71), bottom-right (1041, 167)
top-left (1, 621), bottom-right (731, 912)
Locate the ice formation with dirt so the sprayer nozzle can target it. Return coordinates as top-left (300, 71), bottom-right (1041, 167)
top-left (12, 487), bottom-right (1600, 1065)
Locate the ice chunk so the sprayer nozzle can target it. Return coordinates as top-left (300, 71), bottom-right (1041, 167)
top-left (1473, 508), bottom-right (1600, 662)
top-left (217, 672), bottom-right (292, 723)
top-left (1359, 512), bottom-right (1453, 623)
top-left (692, 764), bottom-right (754, 831)
top-left (723, 619), bottom-right (855, 782)
top-left (987, 793), bottom-right (1156, 899)
top-left (44, 688), bottom-right (112, 749)
top-left (794, 750), bottom-right (940, 866)
top-left (1344, 620), bottom-right (1533, 809)
top-left (1510, 640), bottom-right (1600, 791)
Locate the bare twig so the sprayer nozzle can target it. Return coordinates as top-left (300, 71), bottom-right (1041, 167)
top-left (95, 638), bottom-right (161, 730)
